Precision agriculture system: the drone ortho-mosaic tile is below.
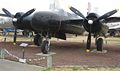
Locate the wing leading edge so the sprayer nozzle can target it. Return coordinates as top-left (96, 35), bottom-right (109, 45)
top-left (104, 17), bottom-right (120, 23)
top-left (61, 19), bottom-right (84, 26)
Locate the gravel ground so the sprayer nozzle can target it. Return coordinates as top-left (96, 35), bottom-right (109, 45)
top-left (0, 35), bottom-right (120, 68)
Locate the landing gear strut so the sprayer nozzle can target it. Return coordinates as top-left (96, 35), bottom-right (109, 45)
top-left (34, 34), bottom-right (43, 46)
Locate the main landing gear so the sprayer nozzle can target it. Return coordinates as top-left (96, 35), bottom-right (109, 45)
top-left (34, 34), bottom-right (43, 46)
top-left (34, 34), bottom-right (50, 54)
top-left (91, 37), bottom-right (107, 53)
top-left (96, 37), bottom-right (103, 51)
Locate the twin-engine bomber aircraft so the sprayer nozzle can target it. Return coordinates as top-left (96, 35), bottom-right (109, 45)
top-left (0, 7), bottom-right (120, 54)
top-left (0, 8), bottom-right (85, 54)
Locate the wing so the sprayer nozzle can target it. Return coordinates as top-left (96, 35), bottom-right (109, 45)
top-left (61, 19), bottom-right (84, 26)
top-left (61, 19), bottom-right (85, 35)
top-left (104, 17), bottom-right (120, 23)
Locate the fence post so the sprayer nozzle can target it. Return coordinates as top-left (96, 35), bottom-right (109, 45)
top-left (0, 49), bottom-right (5, 59)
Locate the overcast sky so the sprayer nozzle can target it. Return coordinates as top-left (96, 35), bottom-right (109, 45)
top-left (0, 0), bottom-right (120, 16)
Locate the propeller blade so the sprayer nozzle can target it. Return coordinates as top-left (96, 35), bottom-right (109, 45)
top-left (20, 8), bottom-right (35, 19)
top-left (97, 9), bottom-right (119, 21)
top-left (0, 13), bottom-right (9, 17)
top-left (2, 8), bottom-right (14, 18)
top-left (13, 28), bottom-right (17, 45)
top-left (69, 6), bottom-right (88, 20)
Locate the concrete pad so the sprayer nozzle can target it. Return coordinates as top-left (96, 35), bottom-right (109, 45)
top-left (91, 49), bottom-right (107, 53)
top-left (19, 58), bottom-right (27, 63)
top-left (36, 52), bottom-right (56, 56)
top-left (0, 59), bottom-right (43, 71)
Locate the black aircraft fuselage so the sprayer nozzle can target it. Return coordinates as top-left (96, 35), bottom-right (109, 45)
top-left (14, 11), bottom-right (84, 40)
top-left (15, 11), bottom-right (108, 37)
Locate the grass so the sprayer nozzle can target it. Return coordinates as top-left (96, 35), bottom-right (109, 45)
top-left (42, 68), bottom-right (51, 71)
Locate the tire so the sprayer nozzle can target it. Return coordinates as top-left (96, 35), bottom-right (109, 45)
top-left (41, 40), bottom-right (50, 54)
top-left (34, 34), bottom-right (43, 46)
top-left (22, 30), bottom-right (29, 36)
top-left (22, 30), bottom-right (33, 37)
top-left (96, 38), bottom-right (103, 51)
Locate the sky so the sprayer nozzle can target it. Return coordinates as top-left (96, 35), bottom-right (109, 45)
top-left (0, 0), bottom-right (120, 16)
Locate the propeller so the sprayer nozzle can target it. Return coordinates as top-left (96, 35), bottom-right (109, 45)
top-left (2, 8), bottom-right (14, 18)
top-left (69, 6), bottom-right (88, 20)
top-left (19, 8), bottom-right (35, 20)
top-left (69, 6), bottom-right (118, 52)
top-left (96, 9), bottom-right (119, 21)
top-left (2, 8), bottom-right (35, 44)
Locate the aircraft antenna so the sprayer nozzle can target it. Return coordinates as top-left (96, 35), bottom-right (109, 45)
top-left (87, 2), bottom-right (91, 15)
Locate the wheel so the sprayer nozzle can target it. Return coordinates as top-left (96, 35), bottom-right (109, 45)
top-left (22, 30), bottom-right (33, 37)
top-left (96, 38), bottom-right (103, 51)
top-left (22, 30), bottom-right (29, 36)
top-left (41, 40), bottom-right (50, 54)
top-left (34, 34), bottom-right (43, 46)
top-left (109, 31), bottom-right (116, 37)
